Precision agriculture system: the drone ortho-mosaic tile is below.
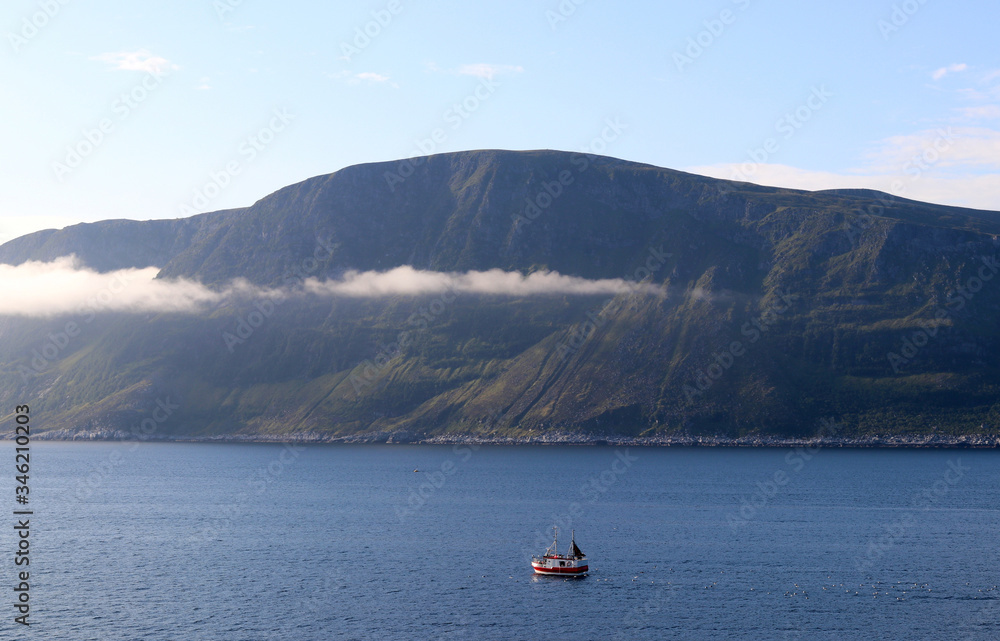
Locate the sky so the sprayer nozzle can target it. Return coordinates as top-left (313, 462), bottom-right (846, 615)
top-left (2, 0), bottom-right (998, 245)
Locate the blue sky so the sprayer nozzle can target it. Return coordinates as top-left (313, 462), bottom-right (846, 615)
top-left (2, 0), bottom-right (998, 244)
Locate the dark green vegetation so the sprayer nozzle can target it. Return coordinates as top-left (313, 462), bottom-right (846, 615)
top-left (2, 150), bottom-right (1000, 440)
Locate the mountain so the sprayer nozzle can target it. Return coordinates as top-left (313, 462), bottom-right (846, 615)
top-left (2, 149), bottom-right (1000, 441)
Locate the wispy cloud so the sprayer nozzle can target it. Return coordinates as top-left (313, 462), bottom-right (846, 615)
top-left (455, 63), bottom-right (524, 80)
top-left (958, 105), bottom-right (1000, 120)
top-left (355, 71), bottom-right (389, 83)
top-left (686, 162), bottom-right (1000, 211)
top-left (0, 259), bottom-right (661, 318)
top-left (424, 62), bottom-right (524, 80)
top-left (955, 68), bottom-right (1000, 108)
top-left (863, 127), bottom-right (1000, 172)
top-left (688, 115), bottom-right (1000, 212)
top-left (91, 49), bottom-right (178, 74)
top-left (329, 70), bottom-right (397, 87)
top-left (932, 63), bottom-right (967, 81)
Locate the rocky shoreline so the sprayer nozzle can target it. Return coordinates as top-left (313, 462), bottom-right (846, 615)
top-left (7, 429), bottom-right (1000, 448)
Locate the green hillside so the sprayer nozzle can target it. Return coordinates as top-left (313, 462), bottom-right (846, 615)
top-left (2, 150), bottom-right (1000, 440)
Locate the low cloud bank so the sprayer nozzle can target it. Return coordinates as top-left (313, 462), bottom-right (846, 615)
top-left (303, 266), bottom-right (656, 298)
top-left (0, 258), bottom-right (660, 317)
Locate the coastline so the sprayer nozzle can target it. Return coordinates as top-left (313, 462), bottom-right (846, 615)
top-left (8, 430), bottom-right (1000, 448)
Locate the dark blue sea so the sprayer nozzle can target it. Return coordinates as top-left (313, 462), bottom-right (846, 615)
top-left (12, 442), bottom-right (1000, 639)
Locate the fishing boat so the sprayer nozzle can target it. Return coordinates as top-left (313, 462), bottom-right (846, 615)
top-left (531, 527), bottom-right (588, 576)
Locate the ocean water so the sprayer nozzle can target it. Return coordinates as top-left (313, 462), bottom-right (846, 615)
top-left (13, 442), bottom-right (1000, 640)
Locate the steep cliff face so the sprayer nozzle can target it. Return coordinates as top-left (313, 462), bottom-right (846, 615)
top-left (2, 150), bottom-right (1000, 439)
top-left (155, 151), bottom-right (720, 284)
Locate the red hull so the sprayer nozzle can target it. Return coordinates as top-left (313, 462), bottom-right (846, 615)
top-left (532, 565), bottom-right (589, 575)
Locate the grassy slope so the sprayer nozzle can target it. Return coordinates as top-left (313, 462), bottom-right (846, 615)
top-left (2, 150), bottom-right (1000, 438)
